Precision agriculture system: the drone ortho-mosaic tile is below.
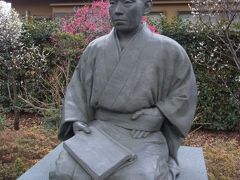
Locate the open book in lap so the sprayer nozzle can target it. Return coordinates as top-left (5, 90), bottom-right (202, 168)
top-left (63, 126), bottom-right (136, 180)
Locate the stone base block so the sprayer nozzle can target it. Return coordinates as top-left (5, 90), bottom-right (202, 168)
top-left (17, 144), bottom-right (208, 180)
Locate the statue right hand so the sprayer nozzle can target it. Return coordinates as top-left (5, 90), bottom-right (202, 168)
top-left (73, 121), bottom-right (91, 135)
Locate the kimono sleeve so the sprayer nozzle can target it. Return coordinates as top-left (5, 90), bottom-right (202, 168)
top-left (156, 46), bottom-right (197, 161)
top-left (58, 48), bottom-right (94, 141)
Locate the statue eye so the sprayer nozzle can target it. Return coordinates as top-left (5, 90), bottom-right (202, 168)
top-left (109, 0), bottom-right (117, 5)
top-left (124, 0), bottom-right (134, 4)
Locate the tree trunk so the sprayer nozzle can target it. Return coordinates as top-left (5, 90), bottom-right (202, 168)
top-left (12, 77), bottom-right (20, 130)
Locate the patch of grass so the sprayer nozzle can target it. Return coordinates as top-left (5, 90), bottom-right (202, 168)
top-left (0, 126), bottom-right (59, 180)
top-left (185, 129), bottom-right (240, 180)
top-left (205, 139), bottom-right (240, 180)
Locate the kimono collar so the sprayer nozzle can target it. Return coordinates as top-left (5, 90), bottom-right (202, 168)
top-left (110, 23), bottom-right (151, 56)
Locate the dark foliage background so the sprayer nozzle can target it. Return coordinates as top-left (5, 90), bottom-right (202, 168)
top-left (0, 17), bottom-right (239, 131)
top-left (150, 17), bottom-right (240, 130)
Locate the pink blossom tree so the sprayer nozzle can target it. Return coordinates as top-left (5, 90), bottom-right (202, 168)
top-left (61, 1), bottom-right (111, 44)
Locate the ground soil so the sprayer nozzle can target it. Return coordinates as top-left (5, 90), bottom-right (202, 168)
top-left (1, 112), bottom-right (240, 180)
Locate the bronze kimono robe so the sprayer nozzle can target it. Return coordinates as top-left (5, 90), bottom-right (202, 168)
top-left (52, 24), bottom-right (197, 180)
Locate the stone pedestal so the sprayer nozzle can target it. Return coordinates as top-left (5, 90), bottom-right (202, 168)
top-left (17, 144), bottom-right (208, 180)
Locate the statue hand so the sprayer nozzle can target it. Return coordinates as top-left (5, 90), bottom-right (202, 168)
top-left (73, 121), bottom-right (91, 135)
top-left (130, 129), bottom-right (150, 139)
top-left (131, 107), bottom-right (161, 120)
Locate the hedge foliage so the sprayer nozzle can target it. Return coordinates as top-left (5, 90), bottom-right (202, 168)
top-left (150, 17), bottom-right (240, 130)
top-left (0, 17), bottom-right (239, 131)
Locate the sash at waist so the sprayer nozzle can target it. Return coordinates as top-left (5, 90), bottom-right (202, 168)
top-left (95, 109), bottom-right (163, 132)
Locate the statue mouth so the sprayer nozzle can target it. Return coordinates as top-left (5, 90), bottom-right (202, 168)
top-left (113, 19), bottom-right (127, 23)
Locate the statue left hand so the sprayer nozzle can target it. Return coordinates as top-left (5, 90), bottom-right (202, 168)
top-left (130, 107), bottom-right (162, 139)
top-left (73, 121), bottom-right (91, 135)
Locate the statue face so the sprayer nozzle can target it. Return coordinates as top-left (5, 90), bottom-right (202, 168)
top-left (109, 0), bottom-right (147, 32)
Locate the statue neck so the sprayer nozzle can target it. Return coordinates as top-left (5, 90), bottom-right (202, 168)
top-left (116, 23), bottom-right (144, 51)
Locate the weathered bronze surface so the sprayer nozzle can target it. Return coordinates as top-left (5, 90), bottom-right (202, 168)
top-left (50, 0), bottom-right (197, 179)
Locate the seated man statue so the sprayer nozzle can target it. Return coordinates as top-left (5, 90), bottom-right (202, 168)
top-left (50, 0), bottom-right (197, 179)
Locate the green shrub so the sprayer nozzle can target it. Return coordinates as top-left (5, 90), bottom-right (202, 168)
top-left (48, 32), bottom-right (85, 75)
top-left (1, 15), bottom-right (239, 131)
top-left (43, 108), bottom-right (61, 129)
top-left (0, 83), bottom-right (11, 113)
top-left (22, 19), bottom-right (58, 46)
top-left (0, 114), bottom-right (5, 130)
top-left (150, 16), bottom-right (240, 130)
top-left (32, 32), bottom-right (85, 111)
top-left (0, 20), bottom-right (84, 117)
top-left (16, 22), bottom-right (85, 125)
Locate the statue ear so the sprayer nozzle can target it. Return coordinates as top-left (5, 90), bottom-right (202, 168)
top-left (143, 0), bottom-right (152, 15)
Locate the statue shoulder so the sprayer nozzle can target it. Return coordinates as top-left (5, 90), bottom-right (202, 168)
top-left (79, 34), bottom-right (109, 64)
top-left (151, 33), bottom-right (186, 52)
top-left (148, 33), bottom-right (191, 65)
top-left (87, 34), bottom-right (109, 50)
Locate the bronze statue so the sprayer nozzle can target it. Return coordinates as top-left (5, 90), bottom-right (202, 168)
top-left (50, 0), bottom-right (197, 179)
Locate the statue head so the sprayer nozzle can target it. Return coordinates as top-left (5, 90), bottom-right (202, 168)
top-left (109, 0), bottom-right (152, 33)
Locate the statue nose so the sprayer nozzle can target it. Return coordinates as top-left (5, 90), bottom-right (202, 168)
top-left (115, 3), bottom-right (124, 15)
